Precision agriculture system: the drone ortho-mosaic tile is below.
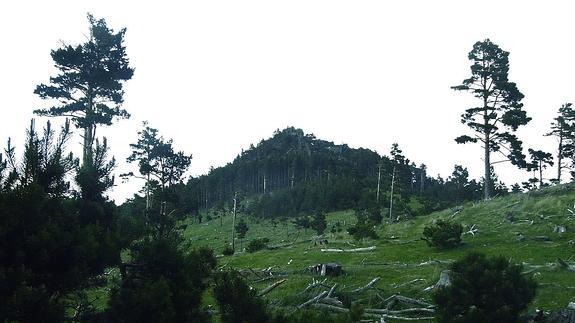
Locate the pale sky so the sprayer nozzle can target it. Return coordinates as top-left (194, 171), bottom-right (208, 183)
top-left (1, 1), bottom-right (574, 203)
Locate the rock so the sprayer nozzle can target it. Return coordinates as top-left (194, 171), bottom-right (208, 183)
top-left (554, 226), bottom-right (567, 234)
top-left (546, 308), bottom-right (575, 323)
top-left (569, 302), bottom-right (575, 310)
top-left (308, 263), bottom-right (343, 277)
top-left (516, 233), bottom-right (526, 242)
top-left (533, 236), bottom-right (551, 242)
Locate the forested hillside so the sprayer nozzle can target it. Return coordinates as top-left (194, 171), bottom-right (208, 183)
top-left (180, 127), bottom-right (490, 219)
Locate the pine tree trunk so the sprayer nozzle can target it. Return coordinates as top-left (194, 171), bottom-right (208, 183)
top-left (484, 139), bottom-right (491, 199)
top-left (539, 162), bottom-right (543, 188)
top-left (557, 132), bottom-right (563, 184)
top-left (83, 88), bottom-right (95, 165)
top-left (231, 192), bottom-right (237, 251)
top-left (483, 72), bottom-right (492, 200)
top-left (420, 168), bottom-right (425, 192)
top-left (82, 123), bottom-right (96, 166)
top-left (145, 174), bottom-right (151, 211)
top-left (376, 163), bottom-right (381, 204)
top-left (483, 95), bottom-right (492, 200)
top-left (389, 166), bottom-right (395, 220)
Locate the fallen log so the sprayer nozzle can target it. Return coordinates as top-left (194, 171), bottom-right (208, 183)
top-left (394, 278), bottom-right (426, 289)
top-left (417, 259), bottom-right (453, 267)
top-left (300, 278), bottom-right (328, 294)
top-left (321, 246), bottom-right (376, 253)
top-left (557, 258), bottom-right (575, 271)
top-left (351, 277), bottom-right (380, 293)
top-left (298, 291), bottom-right (328, 309)
top-left (312, 303), bottom-right (349, 313)
top-left (383, 294), bottom-right (434, 308)
top-left (254, 274), bottom-right (287, 283)
top-left (364, 307), bottom-right (435, 315)
top-left (319, 297), bottom-right (344, 307)
top-left (327, 283), bottom-right (338, 297)
top-left (258, 278), bottom-right (287, 296)
top-left (363, 313), bottom-right (436, 321)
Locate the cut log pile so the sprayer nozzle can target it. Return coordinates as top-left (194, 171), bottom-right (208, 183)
top-left (297, 277), bottom-right (436, 321)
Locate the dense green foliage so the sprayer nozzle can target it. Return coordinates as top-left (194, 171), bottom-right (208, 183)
top-left (422, 219), bottom-right (463, 249)
top-left (347, 208), bottom-right (379, 240)
top-left (310, 211), bottom-right (327, 235)
top-left (213, 270), bottom-right (270, 323)
top-left (107, 238), bottom-right (216, 322)
top-left (222, 244), bottom-right (235, 256)
top-left (0, 121), bottom-right (122, 322)
top-left (246, 238), bottom-right (270, 253)
top-left (434, 252), bottom-right (537, 323)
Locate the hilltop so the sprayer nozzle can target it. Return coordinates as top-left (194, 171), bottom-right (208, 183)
top-left (182, 127), bottom-right (485, 220)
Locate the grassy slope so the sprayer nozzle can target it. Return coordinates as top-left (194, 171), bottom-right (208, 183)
top-left (183, 184), bottom-right (575, 312)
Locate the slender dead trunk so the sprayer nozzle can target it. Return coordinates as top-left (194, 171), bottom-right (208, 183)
top-left (420, 167), bottom-right (425, 193)
top-left (231, 192), bottom-right (237, 251)
top-left (557, 131), bottom-right (563, 184)
top-left (539, 162), bottom-right (543, 188)
top-left (389, 165), bottom-right (395, 221)
top-left (376, 163), bottom-right (382, 204)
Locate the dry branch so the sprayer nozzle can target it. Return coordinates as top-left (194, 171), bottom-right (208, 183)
top-left (556, 258), bottom-right (575, 271)
top-left (312, 303), bottom-right (350, 313)
top-left (298, 291), bottom-right (328, 309)
top-left (327, 283), bottom-right (338, 297)
top-left (383, 294), bottom-right (434, 308)
top-left (321, 246), bottom-right (376, 253)
top-left (394, 278), bottom-right (426, 289)
top-left (258, 278), bottom-right (287, 296)
top-left (364, 313), bottom-right (435, 321)
top-left (351, 277), bottom-right (380, 293)
top-left (300, 278), bottom-right (328, 294)
top-left (364, 308), bottom-right (435, 315)
top-left (319, 297), bottom-right (344, 307)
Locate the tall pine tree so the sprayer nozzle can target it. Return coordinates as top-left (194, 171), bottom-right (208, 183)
top-left (546, 103), bottom-right (575, 183)
top-left (453, 39), bottom-right (530, 199)
top-left (34, 14), bottom-right (134, 163)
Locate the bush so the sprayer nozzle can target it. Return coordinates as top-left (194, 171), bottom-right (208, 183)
top-left (311, 211), bottom-right (327, 235)
top-left (422, 219), bottom-right (462, 249)
top-left (222, 245), bottom-right (235, 256)
top-left (347, 220), bottom-right (378, 240)
top-left (107, 238), bottom-right (216, 322)
top-left (213, 270), bottom-right (270, 323)
top-left (246, 238), bottom-right (270, 253)
top-left (434, 252), bottom-right (537, 323)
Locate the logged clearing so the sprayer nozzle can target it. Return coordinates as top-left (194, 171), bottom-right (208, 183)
top-left (183, 184), bottom-right (575, 314)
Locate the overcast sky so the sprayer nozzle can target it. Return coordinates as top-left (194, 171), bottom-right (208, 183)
top-left (1, 1), bottom-right (574, 203)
